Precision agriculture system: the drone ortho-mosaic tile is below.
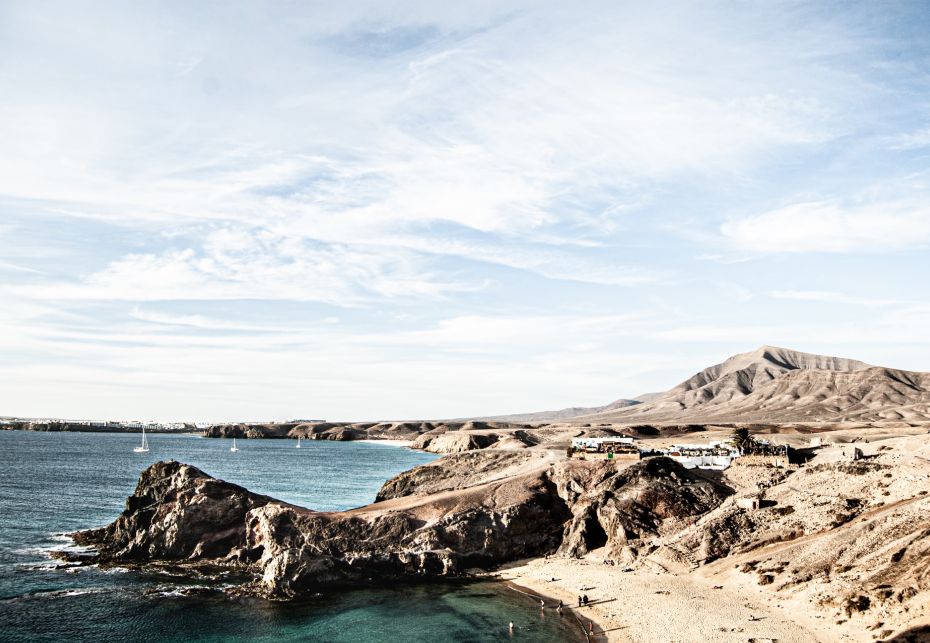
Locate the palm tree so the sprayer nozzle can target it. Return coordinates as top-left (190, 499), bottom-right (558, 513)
top-left (731, 427), bottom-right (755, 453)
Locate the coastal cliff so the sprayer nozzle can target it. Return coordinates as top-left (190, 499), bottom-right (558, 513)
top-left (68, 454), bottom-right (724, 598)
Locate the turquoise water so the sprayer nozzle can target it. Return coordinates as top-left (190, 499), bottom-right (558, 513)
top-left (0, 431), bottom-right (582, 642)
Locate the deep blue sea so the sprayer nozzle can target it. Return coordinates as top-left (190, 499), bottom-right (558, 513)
top-left (0, 431), bottom-right (582, 642)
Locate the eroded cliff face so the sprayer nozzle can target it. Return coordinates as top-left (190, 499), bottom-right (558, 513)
top-left (551, 457), bottom-right (733, 559)
top-left (72, 461), bottom-right (280, 561)
top-left (241, 468), bottom-right (567, 597)
top-left (69, 454), bottom-right (731, 599)
top-left (72, 457), bottom-right (569, 598)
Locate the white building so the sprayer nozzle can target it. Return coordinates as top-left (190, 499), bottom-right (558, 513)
top-left (666, 441), bottom-right (740, 470)
top-left (571, 436), bottom-right (636, 452)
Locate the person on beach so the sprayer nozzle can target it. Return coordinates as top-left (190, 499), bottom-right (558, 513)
top-left (557, 599), bottom-right (563, 614)
top-left (583, 594), bottom-right (589, 606)
top-left (577, 596), bottom-right (582, 607)
top-left (589, 621), bottom-right (595, 635)
top-left (539, 599), bottom-right (545, 609)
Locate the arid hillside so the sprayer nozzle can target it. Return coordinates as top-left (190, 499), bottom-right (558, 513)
top-left (578, 345), bottom-right (930, 423)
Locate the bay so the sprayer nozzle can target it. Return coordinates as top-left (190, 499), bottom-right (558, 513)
top-left (0, 431), bottom-right (582, 642)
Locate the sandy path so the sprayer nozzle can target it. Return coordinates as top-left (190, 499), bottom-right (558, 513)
top-left (489, 555), bottom-right (822, 642)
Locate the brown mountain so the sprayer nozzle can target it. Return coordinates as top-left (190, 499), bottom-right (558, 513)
top-left (582, 345), bottom-right (930, 423)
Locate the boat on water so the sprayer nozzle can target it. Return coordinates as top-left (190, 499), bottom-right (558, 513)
top-left (133, 426), bottom-right (149, 453)
top-left (230, 437), bottom-right (239, 452)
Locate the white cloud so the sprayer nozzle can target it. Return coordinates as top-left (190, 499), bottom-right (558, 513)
top-left (769, 290), bottom-right (901, 308)
top-left (0, 306), bottom-right (680, 421)
top-left (17, 231), bottom-right (479, 303)
top-left (721, 200), bottom-right (930, 253)
top-left (128, 306), bottom-right (311, 332)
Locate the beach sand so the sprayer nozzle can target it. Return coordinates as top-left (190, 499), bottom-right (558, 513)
top-left (489, 553), bottom-right (826, 642)
top-left (356, 439), bottom-right (413, 447)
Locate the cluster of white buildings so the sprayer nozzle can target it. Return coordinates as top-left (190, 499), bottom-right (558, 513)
top-left (663, 441), bottom-right (740, 470)
top-left (0, 417), bottom-right (189, 431)
top-left (570, 435), bottom-right (788, 471)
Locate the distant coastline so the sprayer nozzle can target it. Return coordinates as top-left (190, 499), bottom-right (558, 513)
top-left (0, 420), bottom-right (194, 434)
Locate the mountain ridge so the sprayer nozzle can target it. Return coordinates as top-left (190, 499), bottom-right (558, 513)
top-left (488, 346), bottom-right (930, 424)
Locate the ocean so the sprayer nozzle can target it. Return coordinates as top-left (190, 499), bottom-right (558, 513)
top-left (0, 431), bottom-right (583, 642)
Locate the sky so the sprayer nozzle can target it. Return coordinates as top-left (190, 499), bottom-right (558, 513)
top-left (1, 1), bottom-right (930, 422)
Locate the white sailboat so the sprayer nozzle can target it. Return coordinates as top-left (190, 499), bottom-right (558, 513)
top-left (133, 426), bottom-right (149, 453)
top-left (296, 437), bottom-right (301, 449)
top-left (230, 437), bottom-right (239, 452)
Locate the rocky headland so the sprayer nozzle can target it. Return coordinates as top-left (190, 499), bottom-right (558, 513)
top-left (68, 451), bottom-right (724, 598)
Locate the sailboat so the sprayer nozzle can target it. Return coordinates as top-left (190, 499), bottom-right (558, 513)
top-left (296, 436), bottom-right (301, 449)
top-left (230, 437), bottom-right (239, 452)
top-left (133, 426), bottom-right (149, 453)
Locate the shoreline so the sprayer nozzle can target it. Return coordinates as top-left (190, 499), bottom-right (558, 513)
top-left (497, 573), bottom-right (609, 641)
top-left (490, 555), bottom-right (824, 642)
top-left (355, 438), bottom-right (413, 447)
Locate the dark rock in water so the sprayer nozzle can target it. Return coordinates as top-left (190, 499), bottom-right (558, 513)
top-left (71, 455), bottom-right (732, 599)
top-left (73, 461), bottom-right (279, 561)
top-left (71, 457), bottom-right (571, 598)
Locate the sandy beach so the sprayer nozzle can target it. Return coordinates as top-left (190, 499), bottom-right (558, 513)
top-left (490, 554), bottom-right (824, 642)
top-left (356, 439), bottom-right (414, 447)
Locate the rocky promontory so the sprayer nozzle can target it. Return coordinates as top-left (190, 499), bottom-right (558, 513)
top-left (67, 453), bottom-right (727, 599)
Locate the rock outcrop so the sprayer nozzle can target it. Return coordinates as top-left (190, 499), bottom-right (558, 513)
top-left (72, 461), bottom-right (281, 561)
top-left (376, 451), bottom-right (550, 501)
top-left (72, 456), bottom-right (570, 598)
top-left (552, 457), bottom-right (732, 558)
top-left (68, 454), bottom-right (733, 599)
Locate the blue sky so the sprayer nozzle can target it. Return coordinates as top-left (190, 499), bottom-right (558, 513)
top-left (1, 1), bottom-right (930, 421)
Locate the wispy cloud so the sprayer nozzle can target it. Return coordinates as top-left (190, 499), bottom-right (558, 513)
top-left (721, 200), bottom-right (930, 253)
top-left (16, 232), bottom-right (480, 304)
